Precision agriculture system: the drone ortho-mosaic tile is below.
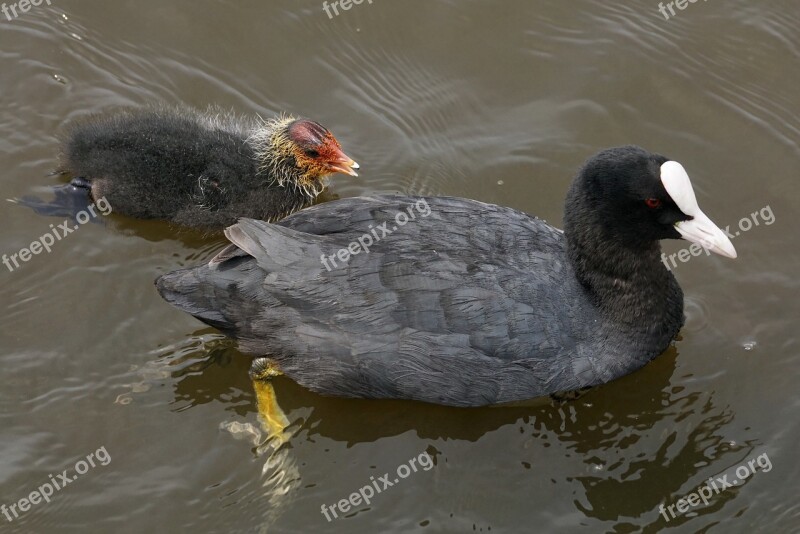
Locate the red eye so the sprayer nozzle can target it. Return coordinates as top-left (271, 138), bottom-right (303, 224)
top-left (645, 198), bottom-right (662, 209)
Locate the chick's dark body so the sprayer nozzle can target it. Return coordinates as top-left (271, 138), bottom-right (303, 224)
top-left (58, 108), bottom-right (318, 229)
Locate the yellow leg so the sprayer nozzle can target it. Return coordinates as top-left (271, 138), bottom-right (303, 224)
top-left (251, 359), bottom-right (291, 446)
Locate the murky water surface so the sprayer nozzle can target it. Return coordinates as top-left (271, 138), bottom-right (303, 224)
top-left (1, 1), bottom-right (798, 532)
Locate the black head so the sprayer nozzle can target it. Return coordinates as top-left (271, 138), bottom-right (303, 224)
top-left (564, 145), bottom-right (736, 257)
top-left (566, 146), bottom-right (684, 247)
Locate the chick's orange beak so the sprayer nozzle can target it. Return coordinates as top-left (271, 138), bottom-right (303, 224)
top-left (324, 145), bottom-right (359, 177)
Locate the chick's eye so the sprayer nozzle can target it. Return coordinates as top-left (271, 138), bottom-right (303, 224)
top-left (645, 198), bottom-right (662, 209)
top-left (304, 148), bottom-right (320, 158)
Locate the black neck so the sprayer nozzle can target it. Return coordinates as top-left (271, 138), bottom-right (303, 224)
top-left (563, 190), bottom-right (683, 329)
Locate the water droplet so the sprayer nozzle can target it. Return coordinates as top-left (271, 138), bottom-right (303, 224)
top-left (497, 180), bottom-right (504, 185)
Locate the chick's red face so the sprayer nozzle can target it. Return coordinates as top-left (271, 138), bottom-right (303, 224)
top-left (287, 119), bottom-right (359, 178)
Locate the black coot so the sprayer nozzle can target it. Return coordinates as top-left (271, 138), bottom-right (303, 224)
top-left (156, 146), bottom-right (736, 406)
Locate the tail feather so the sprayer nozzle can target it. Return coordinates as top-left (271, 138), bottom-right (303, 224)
top-left (155, 261), bottom-right (257, 335)
top-left (156, 269), bottom-right (224, 330)
top-left (157, 218), bottom-right (341, 342)
top-left (224, 218), bottom-right (332, 274)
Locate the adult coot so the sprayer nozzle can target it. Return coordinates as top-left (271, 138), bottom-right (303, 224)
top-left (156, 146), bottom-right (736, 406)
top-left (50, 106), bottom-right (358, 230)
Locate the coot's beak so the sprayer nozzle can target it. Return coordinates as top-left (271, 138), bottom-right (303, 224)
top-left (660, 161), bottom-right (737, 259)
top-left (325, 146), bottom-right (359, 177)
top-left (675, 210), bottom-right (737, 258)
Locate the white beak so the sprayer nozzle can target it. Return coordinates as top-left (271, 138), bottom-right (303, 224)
top-left (660, 161), bottom-right (737, 259)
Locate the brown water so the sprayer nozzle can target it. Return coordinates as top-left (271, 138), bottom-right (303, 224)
top-left (1, 1), bottom-right (798, 532)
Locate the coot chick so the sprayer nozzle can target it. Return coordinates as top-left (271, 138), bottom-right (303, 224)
top-left (53, 106), bottom-right (358, 230)
top-left (156, 146), bottom-right (736, 407)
